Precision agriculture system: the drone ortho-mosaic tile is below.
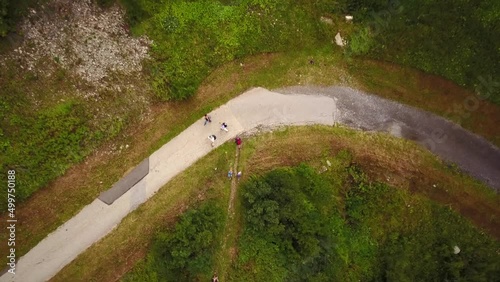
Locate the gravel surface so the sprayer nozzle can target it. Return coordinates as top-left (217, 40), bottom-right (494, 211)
top-left (1, 0), bottom-right (152, 93)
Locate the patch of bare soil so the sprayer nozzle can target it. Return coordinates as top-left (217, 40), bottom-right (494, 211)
top-left (0, 0), bottom-right (155, 131)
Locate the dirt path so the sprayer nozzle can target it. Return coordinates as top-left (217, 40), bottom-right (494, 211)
top-left (2, 86), bottom-right (499, 282)
top-left (217, 147), bottom-right (241, 281)
top-left (228, 149), bottom-right (240, 214)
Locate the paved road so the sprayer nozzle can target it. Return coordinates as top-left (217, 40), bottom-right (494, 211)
top-left (1, 87), bottom-right (499, 282)
top-left (276, 86), bottom-right (500, 191)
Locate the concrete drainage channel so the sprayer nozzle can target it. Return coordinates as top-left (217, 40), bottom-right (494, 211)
top-left (98, 158), bottom-right (150, 205)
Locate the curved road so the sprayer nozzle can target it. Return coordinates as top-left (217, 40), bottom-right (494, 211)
top-left (2, 87), bottom-right (499, 282)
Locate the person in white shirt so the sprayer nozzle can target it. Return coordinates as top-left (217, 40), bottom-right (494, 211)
top-left (208, 135), bottom-right (217, 147)
top-left (220, 122), bottom-right (228, 132)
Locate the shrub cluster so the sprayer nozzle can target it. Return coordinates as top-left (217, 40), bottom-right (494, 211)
top-left (345, 0), bottom-right (500, 104)
top-left (121, 0), bottom-right (330, 100)
top-left (123, 202), bottom-right (224, 281)
top-left (232, 164), bottom-right (499, 281)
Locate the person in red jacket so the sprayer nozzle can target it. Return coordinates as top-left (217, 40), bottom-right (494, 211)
top-left (235, 136), bottom-right (242, 149)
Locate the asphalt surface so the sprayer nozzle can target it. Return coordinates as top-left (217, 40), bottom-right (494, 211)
top-left (277, 86), bottom-right (500, 191)
top-left (1, 86), bottom-right (498, 282)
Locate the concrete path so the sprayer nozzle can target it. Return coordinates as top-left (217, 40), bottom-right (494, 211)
top-left (1, 86), bottom-right (499, 282)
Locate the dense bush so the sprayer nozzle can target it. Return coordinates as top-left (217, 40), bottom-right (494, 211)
top-left (235, 164), bottom-right (344, 280)
top-left (346, 0), bottom-right (500, 104)
top-left (121, 0), bottom-right (330, 100)
top-left (232, 164), bottom-right (500, 280)
top-left (123, 202), bottom-right (224, 281)
top-left (346, 165), bottom-right (499, 281)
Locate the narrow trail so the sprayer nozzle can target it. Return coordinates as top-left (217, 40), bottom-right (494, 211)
top-left (218, 147), bottom-right (241, 280)
top-left (228, 148), bottom-right (240, 213)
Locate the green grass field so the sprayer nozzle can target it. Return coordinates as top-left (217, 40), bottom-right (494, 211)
top-left (228, 164), bottom-right (498, 281)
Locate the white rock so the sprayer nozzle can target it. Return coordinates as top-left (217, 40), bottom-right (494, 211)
top-left (335, 32), bottom-right (345, 47)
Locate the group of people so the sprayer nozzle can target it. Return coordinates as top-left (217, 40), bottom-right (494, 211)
top-left (227, 169), bottom-right (242, 180)
top-left (205, 114), bottom-right (242, 149)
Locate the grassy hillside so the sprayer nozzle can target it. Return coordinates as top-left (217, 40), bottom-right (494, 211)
top-left (0, 0), bottom-right (153, 209)
top-left (1, 0), bottom-right (499, 268)
top-left (230, 164), bottom-right (498, 281)
top-left (122, 161), bottom-right (499, 281)
top-left (3, 49), bottom-right (500, 269)
top-left (118, 0), bottom-right (499, 102)
top-left (119, 0), bottom-right (334, 100)
top-left (344, 0), bottom-right (500, 104)
top-left (1, 0), bottom-right (499, 210)
top-left (53, 126), bottom-right (500, 281)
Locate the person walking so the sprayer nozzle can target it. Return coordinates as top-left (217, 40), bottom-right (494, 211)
top-left (208, 135), bottom-right (217, 147)
top-left (220, 122), bottom-right (228, 132)
top-left (204, 114), bottom-right (212, 126)
top-left (235, 136), bottom-right (242, 149)
top-left (228, 169), bottom-right (233, 179)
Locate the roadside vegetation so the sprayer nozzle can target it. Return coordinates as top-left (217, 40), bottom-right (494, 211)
top-left (1, 0), bottom-right (499, 271)
top-left (230, 164), bottom-right (498, 281)
top-left (1, 0), bottom-right (499, 210)
top-left (53, 126), bottom-right (500, 281)
top-left (344, 0), bottom-right (500, 104)
top-left (119, 0), bottom-right (500, 103)
top-left (120, 0), bottom-right (334, 100)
